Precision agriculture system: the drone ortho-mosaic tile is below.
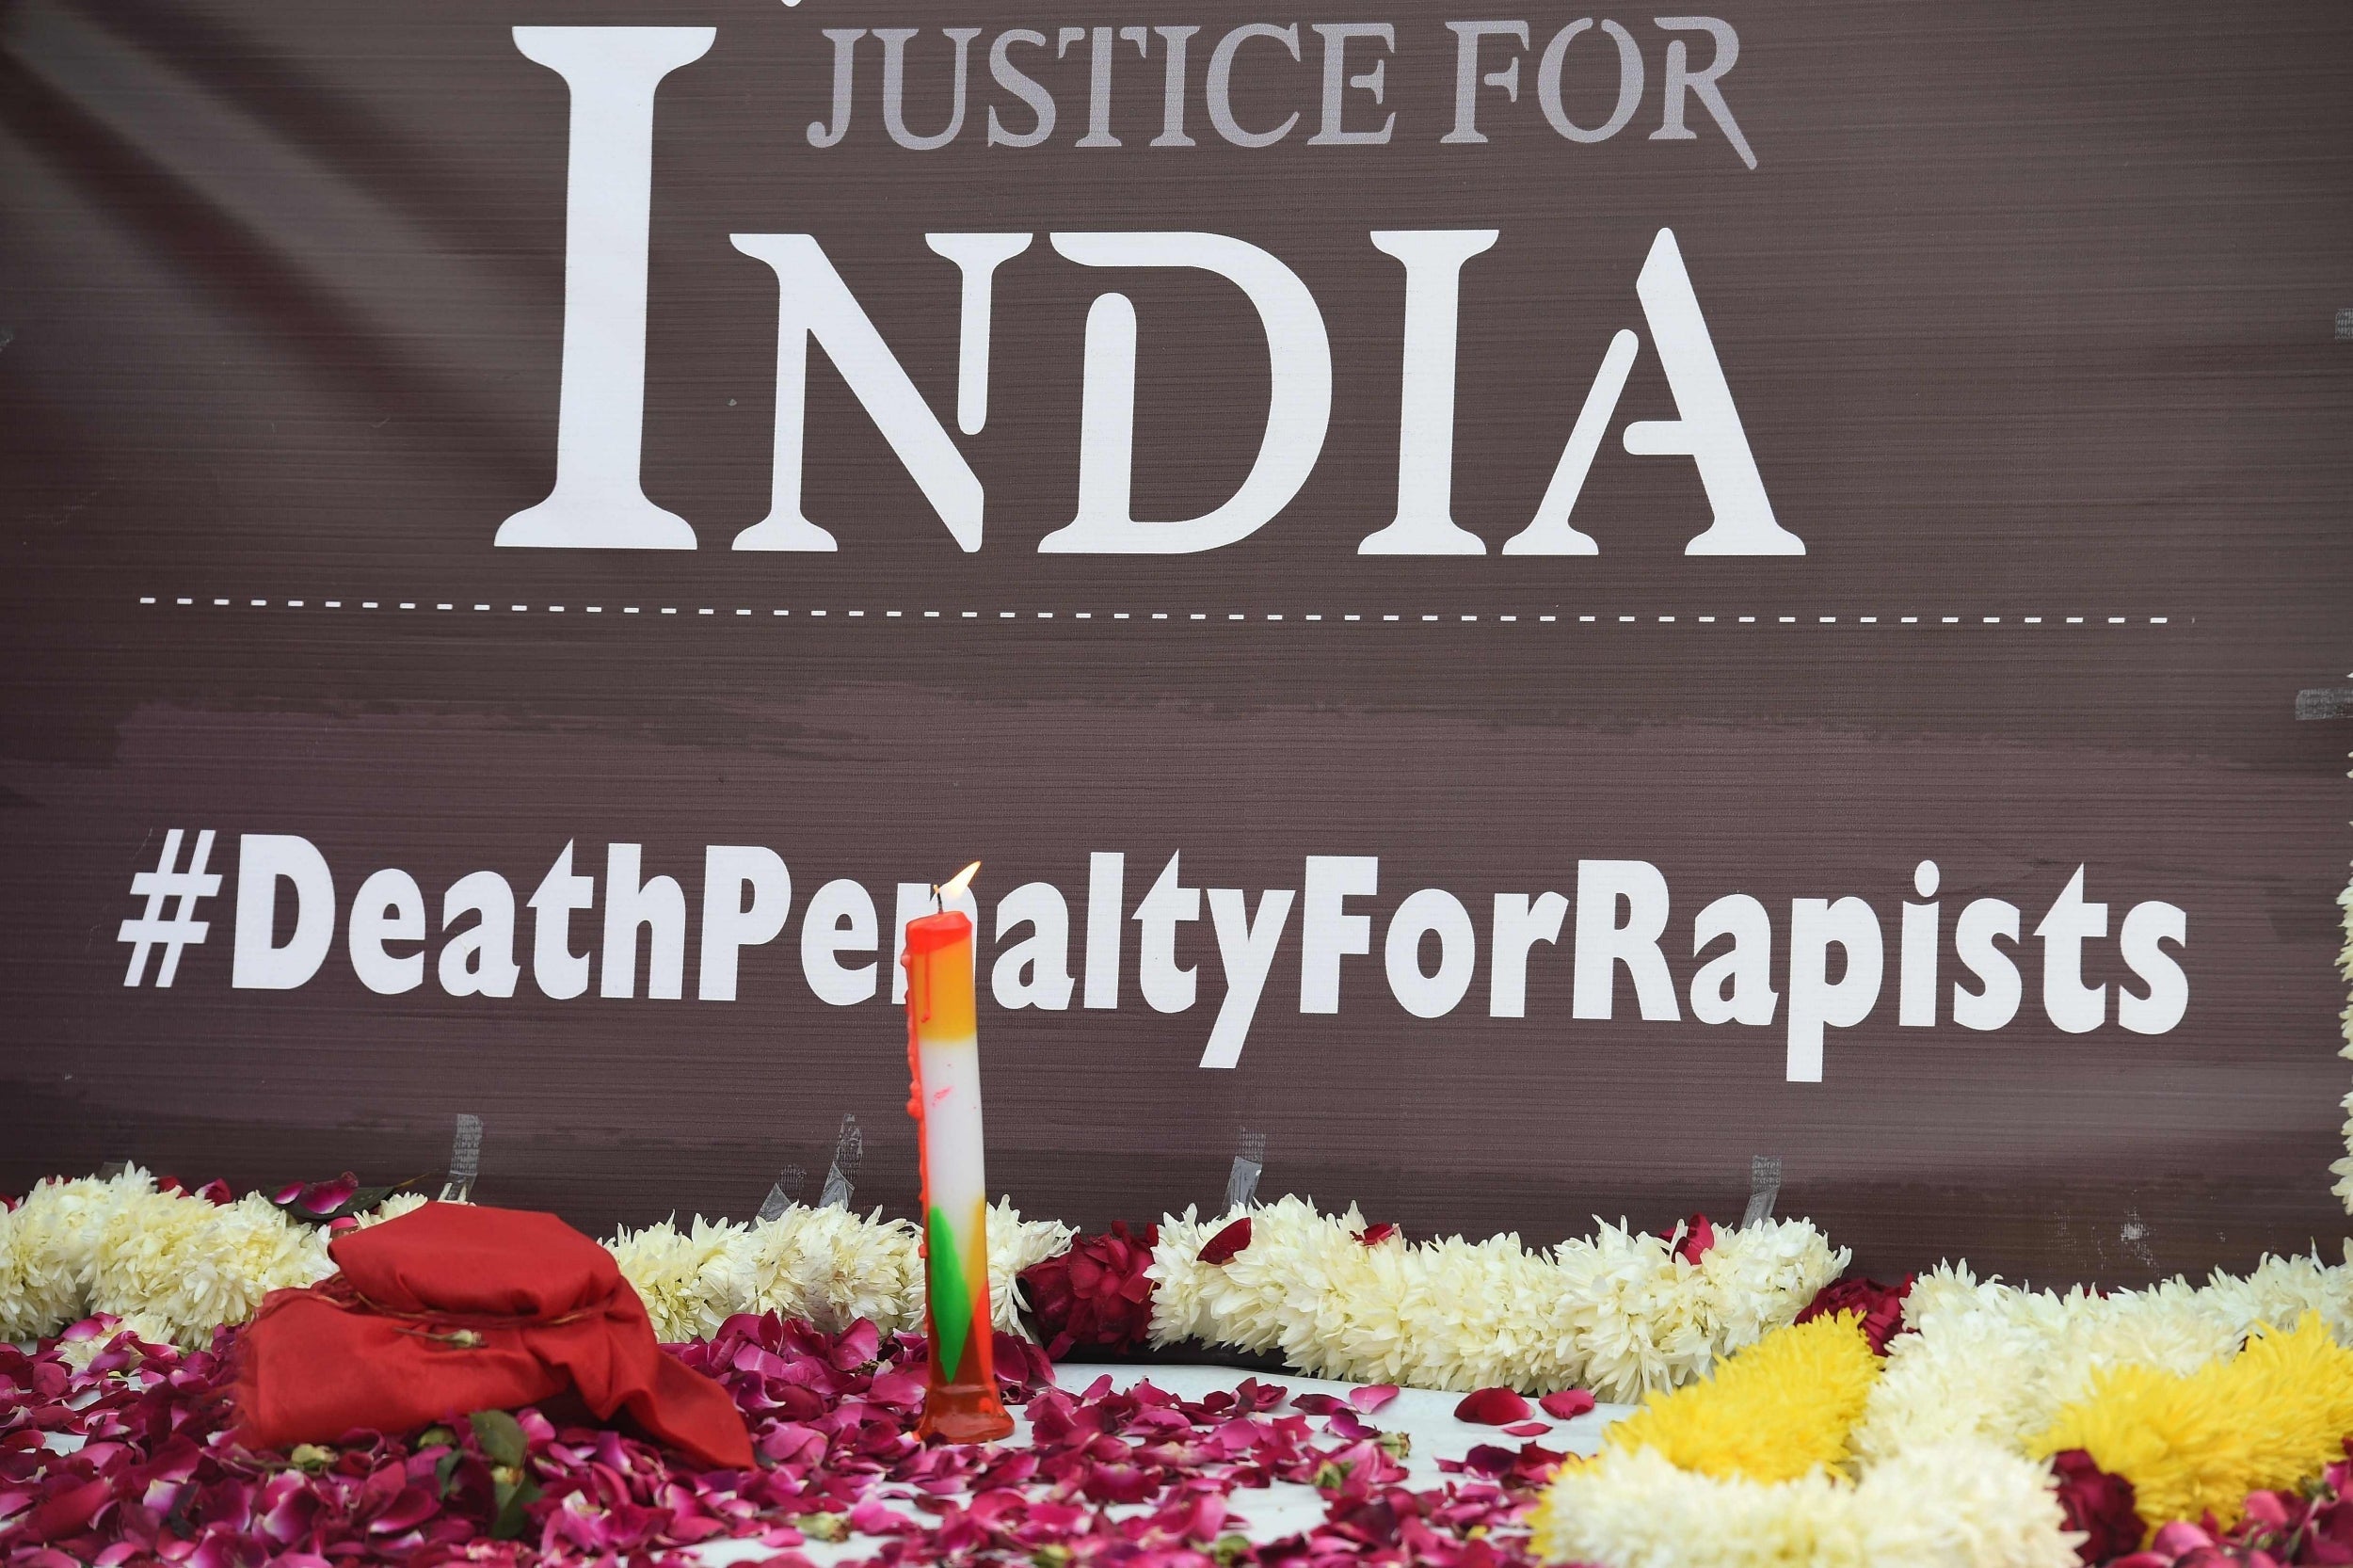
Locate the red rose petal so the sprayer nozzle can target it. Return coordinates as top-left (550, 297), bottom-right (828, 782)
top-left (1354, 1223), bottom-right (1399, 1246)
top-left (1350, 1384), bottom-right (1401, 1414)
top-left (1501, 1421), bottom-right (1551, 1437)
top-left (1452, 1386), bottom-right (1531, 1425)
top-left (1538, 1389), bottom-right (1596, 1420)
top-left (1673, 1213), bottom-right (1715, 1264)
top-left (1197, 1218), bottom-right (1252, 1265)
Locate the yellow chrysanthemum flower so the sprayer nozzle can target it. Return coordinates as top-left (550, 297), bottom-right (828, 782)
top-left (1603, 1310), bottom-right (1882, 1482)
top-left (2031, 1312), bottom-right (2353, 1537)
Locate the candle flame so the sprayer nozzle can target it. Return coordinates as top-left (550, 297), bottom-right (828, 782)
top-left (938, 860), bottom-right (982, 901)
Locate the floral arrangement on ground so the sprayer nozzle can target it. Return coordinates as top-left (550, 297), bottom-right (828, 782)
top-left (10, 1160), bottom-right (2353, 1567)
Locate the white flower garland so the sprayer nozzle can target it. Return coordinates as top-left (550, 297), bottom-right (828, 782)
top-left (4, 1176), bottom-right (1837, 1400)
top-left (1533, 1438), bottom-right (2081, 1568)
top-left (1851, 1252), bottom-right (2353, 1464)
top-left (0, 1170), bottom-right (433, 1351)
top-left (1538, 1251), bottom-right (2353, 1568)
top-left (1147, 1198), bottom-right (1849, 1400)
top-left (605, 1198), bottom-right (1074, 1344)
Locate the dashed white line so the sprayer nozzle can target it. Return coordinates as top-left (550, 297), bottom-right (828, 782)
top-left (141, 597), bottom-right (2183, 632)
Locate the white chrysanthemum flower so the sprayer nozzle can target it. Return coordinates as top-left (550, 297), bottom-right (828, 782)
top-left (1192, 1196), bottom-right (1362, 1357)
top-left (1, 1186), bottom-right (96, 1342)
top-left (745, 1206), bottom-right (921, 1334)
top-left (1, 1169), bottom-right (159, 1341)
top-left (1406, 1231), bottom-right (1577, 1393)
top-left (1702, 1218), bottom-right (1850, 1353)
top-left (1144, 1204), bottom-right (1223, 1348)
top-left (605, 1215), bottom-right (755, 1343)
top-left (1854, 1299), bottom-right (2062, 1464)
top-left (346, 1192), bottom-right (431, 1232)
top-left (1854, 1257), bottom-right (2353, 1466)
top-left (1533, 1438), bottom-right (2077, 1568)
top-left (88, 1188), bottom-right (328, 1350)
top-left (1850, 1439), bottom-right (2083, 1567)
top-left (1552, 1222), bottom-right (1719, 1401)
top-left (986, 1200), bottom-right (1074, 1338)
top-left (2200, 1250), bottom-right (2353, 1343)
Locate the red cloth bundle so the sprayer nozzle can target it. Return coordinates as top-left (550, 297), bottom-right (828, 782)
top-left (234, 1202), bottom-right (753, 1470)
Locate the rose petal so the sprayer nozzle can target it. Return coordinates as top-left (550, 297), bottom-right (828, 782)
top-left (298, 1174), bottom-right (360, 1216)
top-left (1501, 1421), bottom-right (1551, 1437)
top-left (1537, 1389), bottom-right (1596, 1420)
top-left (1452, 1386), bottom-right (1532, 1425)
top-left (1350, 1384), bottom-right (1401, 1414)
top-left (1197, 1218), bottom-right (1252, 1265)
top-left (1673, 1213), bottom-right (1715, 1264)
top-left (1354, 1223), bottom-right (1399, 1246)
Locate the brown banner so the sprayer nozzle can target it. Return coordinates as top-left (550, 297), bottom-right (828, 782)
top-left (2, 0), bottom-right (2347, 1285)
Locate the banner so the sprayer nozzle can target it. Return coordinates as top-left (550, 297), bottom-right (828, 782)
top-left (2, 0), bottom-right (2345, 1283)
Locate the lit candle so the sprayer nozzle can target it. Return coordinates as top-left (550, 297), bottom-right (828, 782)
top-left (901, 861), bottom-right (1013, 1443)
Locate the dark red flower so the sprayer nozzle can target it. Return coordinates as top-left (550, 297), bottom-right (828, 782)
top-left (2051, 1448), bottom-right (2143, 1564)
top-left (1538, 1388), bottom-right (1596, 1420)
top-left (1018, 1223), bottom-right (1160, 1358)
top-left (193, 1179), bottom-right (234, 1206)
top-left (1794, 1274), bottom-right (1916, 1355)
top-left (1197, 1217), bottom-right (1252, 1265)
top-left (1355, 1223), bottom-right (1399, 1246)
top-left (1452, 1387), bottom-right (1532, 1425)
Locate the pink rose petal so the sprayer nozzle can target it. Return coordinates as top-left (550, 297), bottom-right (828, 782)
top-left (1538, 1388), bottom-right (1597, 1420)
top-left (1349, 1384), bottom-right (1400, 1414)
top-left (297, 1173), bottom-right (359, 1216)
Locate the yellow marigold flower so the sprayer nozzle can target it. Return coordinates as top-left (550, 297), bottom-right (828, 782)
top-left (2031, 1312), bottom-right (2353, 1537)
top-left (1604, 1310), bottom-right (1882, 1482)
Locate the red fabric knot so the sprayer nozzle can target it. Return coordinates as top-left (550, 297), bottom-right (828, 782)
top-left (232, 1202), bottom-right (752, 1469)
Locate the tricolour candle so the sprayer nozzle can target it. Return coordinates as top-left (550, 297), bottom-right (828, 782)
top-left (902, 887), bottom-right (1013, 1443)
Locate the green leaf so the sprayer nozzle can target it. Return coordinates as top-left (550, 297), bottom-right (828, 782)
top-left (489, 1474), bottom-right (540, 1541)
top-left (470, 1409), bottom-right (528, 1469)
top-left (434, 1448), bottom-right (462, 1498)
